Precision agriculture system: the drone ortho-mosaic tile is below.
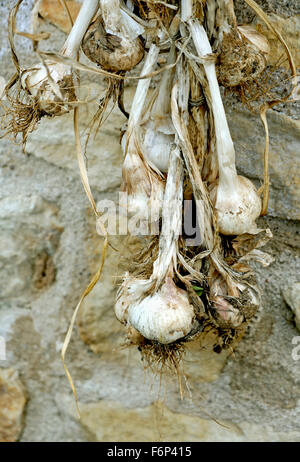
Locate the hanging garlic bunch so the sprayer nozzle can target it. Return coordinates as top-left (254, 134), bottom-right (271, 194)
top-left (21, 0), bottom-right (100, 115)
top-left (116, 146), bottom-right (197, 344)
top-left (82, 0), bottom-right (144, 72)
top-left (120, 44), bottom-right (165, 227)
top-left (189, 20), bottom-right (262, 236)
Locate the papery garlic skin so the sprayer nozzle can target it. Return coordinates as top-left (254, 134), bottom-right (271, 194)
top-left (211, 296), bottom-right (243, 327)
top-left (237, 25), bottom-right (270, 56)
top-left (128, 278), bottom-right (195, 344)
top-left (142, 47), bottom-right (175, 173)
top-left (119, 44), bottom-right (164, 226)
top-left (20, 62), bottom-right (75, 115)
top-left (115, 274), bottom-right (132, 324)
top-left (209, 267), bottom-right (260, 328)
top-left (126, 326), bottom-right (145, 345)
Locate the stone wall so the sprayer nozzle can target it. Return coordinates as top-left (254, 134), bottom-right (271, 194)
top-left (0, 0), bottom-right (299, 442)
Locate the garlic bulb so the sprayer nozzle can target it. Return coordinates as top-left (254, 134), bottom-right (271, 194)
top-left (142, 123), bottom-right (174, 173)
top-left (210, 273), bottom-right (244, 328)
top-left (121, 133), bottom-right (165, 224)
top-left (210, 175), bottom-right (262, 235)
top-left (190, 21), bottom-right (262, 235)
top-left (82, 0), bottom-right (144, 71)
top-left (116, 274), bottom-right (196, 344)
top-left (209, 266), bottom-right (260, 329)
top-left (206, 0), bottom-right (270, 88)
top-left (129, 277), bottom-right (195, 344)
top-left (21, 0), bottom-right (99, 114)
top-left (20, 62), bottom-right (75, 115)
top-left (218, 26), bottom-right (269, 87)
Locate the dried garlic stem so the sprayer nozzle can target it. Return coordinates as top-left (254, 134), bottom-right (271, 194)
top-left (127, 44), bottom-right (160, 134)
top-left (142, 46), bottom-right (176, 172)
top-left (61, 0), bottom-right (100, 57)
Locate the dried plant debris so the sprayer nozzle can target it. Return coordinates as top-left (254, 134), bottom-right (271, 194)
top-left (2, 0), bottom-right (295, 399)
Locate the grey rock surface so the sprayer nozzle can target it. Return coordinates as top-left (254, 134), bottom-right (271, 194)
top-left (283, 282), bottom-right (300, 331)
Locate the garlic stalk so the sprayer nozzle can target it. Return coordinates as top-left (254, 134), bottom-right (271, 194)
top-left (142, 47), bottom-right (176, 172)
top-left (116, 147), bottom-right (196, 344)
top-left (61, 0), bottom-right (100, 58)
top-left (189, 20), bottom-right (262, 235)
top-left (82, 0), bottom-right (144, 72)
top-left (121, 44), bottom-right (165, 225)
top-left (21, 0), bottom-right (100, 114)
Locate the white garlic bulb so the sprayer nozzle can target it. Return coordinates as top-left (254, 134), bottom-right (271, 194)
top-left (210, 275), bottom-right (244, 328)
top-left (121, 132), bottom-right (165, 225)
top-left (21, 62), bottom-right (74, 115)
top-left (210, 175), bottom-right (262, 235)
top-left (19, 0), bottom-right (101, 115)
top-left (127, 277), bottom-right (195, 344)
top-left (82, 0), bottom-right (144, 72)
top-left (142, 121), bottom-right (174, 173)
top-left (115, 146), bottom-right (195, 345)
